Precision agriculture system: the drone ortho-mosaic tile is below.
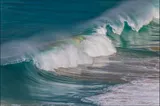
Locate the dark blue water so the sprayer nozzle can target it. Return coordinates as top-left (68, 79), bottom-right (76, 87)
top-left (1, 0), bottom-right (123, 43)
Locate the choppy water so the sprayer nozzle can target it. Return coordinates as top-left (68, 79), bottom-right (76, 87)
top-left (1, 0), bottom-right (159, 106)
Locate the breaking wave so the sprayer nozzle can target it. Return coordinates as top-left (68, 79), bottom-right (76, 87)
top-left (1, 0), bottom-right (159, 70)
top-left (33, 34), bottom-right (116, 71)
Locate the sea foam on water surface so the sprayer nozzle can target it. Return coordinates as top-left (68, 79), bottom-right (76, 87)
top-left (83, 78), bottom-right (159, 106)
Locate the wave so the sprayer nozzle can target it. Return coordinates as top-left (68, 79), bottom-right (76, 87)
top-left (33, 33), bottom-right (116, 71)
top-left (1, 0), bottom-right (159, 69)
top-left (86, 0), bottom-right (159, 35)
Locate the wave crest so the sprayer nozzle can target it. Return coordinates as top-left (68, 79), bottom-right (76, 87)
top-left (90, 0), bottom-right (159, 35)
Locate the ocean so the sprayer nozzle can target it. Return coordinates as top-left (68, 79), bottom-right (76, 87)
top-left (0, 0), bottom-right (159, 105)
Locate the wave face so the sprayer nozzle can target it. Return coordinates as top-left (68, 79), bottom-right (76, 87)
top-left (1, 0), bottom-right (159, 105)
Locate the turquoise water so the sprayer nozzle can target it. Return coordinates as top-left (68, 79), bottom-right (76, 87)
top-left (1, 0), bottom-right (159, 105)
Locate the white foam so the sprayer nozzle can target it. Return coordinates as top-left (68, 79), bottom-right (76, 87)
top-left (33, 45), bottom-right (93, 71)
top-left (84, 78), bottom-right (159, 106)
top-left (81, 35), bottom-right (116, 57)
top-left (94, 25), bottom-right (107, 35)
top-left (33, 35), bottom-right (116, 71)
